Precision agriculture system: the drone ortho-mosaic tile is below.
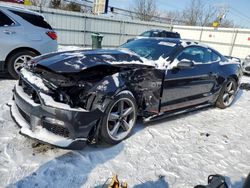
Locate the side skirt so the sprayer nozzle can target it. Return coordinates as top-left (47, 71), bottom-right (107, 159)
top-left (143, 103), bottom-right (212, 123)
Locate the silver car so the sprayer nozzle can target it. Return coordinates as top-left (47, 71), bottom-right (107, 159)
top-left (0, 4), bottom-right (58, 78)
top-left (242, 55), bottom-right (250, 75)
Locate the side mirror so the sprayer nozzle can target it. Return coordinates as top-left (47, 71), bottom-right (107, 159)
top-left (177, 60), bottom-right (194, 69)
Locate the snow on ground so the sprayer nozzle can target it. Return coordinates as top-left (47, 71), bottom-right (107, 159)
top-left (0, 75), bottom-right (250, 188)
top-left (58, 45), bottom-right (86, 52)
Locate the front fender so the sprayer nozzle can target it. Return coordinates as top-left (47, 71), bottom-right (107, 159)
top-left (87, 72), bottom-right (126, 112)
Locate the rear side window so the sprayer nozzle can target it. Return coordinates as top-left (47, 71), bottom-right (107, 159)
top-left (164, 32), bottom-right (180, 38)
top-left (0, 11), bottom-right (14, 27)
top-left (151, 31), bottom-right (161, 37)
top-left (9, 10), bottom-right (52, 29)
top-left (177, 46), bottom-right (211, 63)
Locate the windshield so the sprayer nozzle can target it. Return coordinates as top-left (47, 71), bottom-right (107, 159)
top-left (121, 39), bottom-right (177, 60)
top-left (140, 31), bottom-right (152, 37)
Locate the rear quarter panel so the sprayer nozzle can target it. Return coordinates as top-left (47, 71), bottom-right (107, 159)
top-left (217, 61), bottom-right (242, 87)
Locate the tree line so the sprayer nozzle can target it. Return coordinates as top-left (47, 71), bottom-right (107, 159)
top-left (29, 0), bottom-right (234, 28)
top-left (131, 0), bottom-right (234, 27)
top-left (30, 0), bottom-right (82, 12)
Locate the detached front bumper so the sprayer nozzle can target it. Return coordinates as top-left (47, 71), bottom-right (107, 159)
top-left (11, 81), bottom-right (103, 149)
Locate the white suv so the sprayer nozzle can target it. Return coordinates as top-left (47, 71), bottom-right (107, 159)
top-left (0, 4), bottom-right (58, 78)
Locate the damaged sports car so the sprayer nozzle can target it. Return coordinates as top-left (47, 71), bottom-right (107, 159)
top-left (11, 38), bottom-right (242, 149)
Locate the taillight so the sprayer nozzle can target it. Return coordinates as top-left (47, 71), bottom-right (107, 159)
top-left (46, 31), bottom-right (57, 40)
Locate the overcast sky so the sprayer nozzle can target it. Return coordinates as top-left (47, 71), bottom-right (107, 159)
top-left (108, 0), bottom-right (250, 28)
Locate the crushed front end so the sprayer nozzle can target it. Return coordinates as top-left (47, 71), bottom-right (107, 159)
top-left (11, 68), bottom-right (104, 149)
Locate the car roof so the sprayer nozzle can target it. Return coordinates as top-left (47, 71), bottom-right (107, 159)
top-left (146, 29), bottom-right (179, 34)
top-left (136, 37), bottom-right (211, 49)
top-left (0, 3), bottom-right (42, 17)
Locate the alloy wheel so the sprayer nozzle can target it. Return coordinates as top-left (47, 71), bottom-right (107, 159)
top-left (107, 98), bottom-right (136, 141)
top-left (14, 55), bottom-right (32, 73)
top-left (222, 80), bottom-right (236, 106)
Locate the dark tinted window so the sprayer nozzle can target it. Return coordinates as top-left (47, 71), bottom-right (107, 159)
top-left (164, 32), bottom-right (180, 38)
top-left (0, 11), bottom-right (14, 26)
top-left (177, 46), bottom-right (211, 63)
top-left (9, 10), bottom-right (52, 29)
top-left (141, 30), bottom-right (181, 39)
top-left (155, 31), bottom-right (181, 38)
top-left (121, 39), bottom-right (176, 60)
top-left (151, 31), bottom-right (161, 37)
top-left (160, 32), bottom-right (167, 37)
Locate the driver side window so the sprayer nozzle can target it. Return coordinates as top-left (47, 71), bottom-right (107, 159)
top-left (177, 46), bottom-right (211, 64)
top-left (0, 11), bottom-right (14, 27)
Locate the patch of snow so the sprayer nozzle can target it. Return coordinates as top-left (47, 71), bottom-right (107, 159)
top-left (220, 59), bottom-right (239, 65)
top-left (154, 56), bottom-right (171, 69)
top-left (20, 68), bottom-right (49, 92)
top-left (62, 52), bottom-right (86, 59)
top-left (136, 36), bottom-right (148, 39)
top-left (101, 54), bottom-right (116, 60)
top-left (39, 92), bottom-right (87, 112)
top-left (108, 59), bottom-right (155, 68)
top-left (64, 62), bottom-right (81, 70)
top-left (118, 48), bottom-right (171, 70)
top-left (158, 41), bottom-right (176, 47)
top-left (180, 40), bottom-right (208, 49)
top-left (112, 73), bottom-right (120, 87)
top-left (58, 45), bottom-right (85, 52)
top-left (96, 80), bottom-right (109, 91)
top-left (181, 40), bottom-right (196, 47)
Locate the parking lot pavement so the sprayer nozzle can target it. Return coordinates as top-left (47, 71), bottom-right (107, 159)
top-left (0, 76), bottom-right (250, 187)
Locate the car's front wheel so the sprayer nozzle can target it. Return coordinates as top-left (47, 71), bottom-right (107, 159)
top-left (100, 91), bottom-right (137, 145)
top-left (216, 78), bottom-right (237, 109)
top-left (7, 50), bottom-right (37, 79)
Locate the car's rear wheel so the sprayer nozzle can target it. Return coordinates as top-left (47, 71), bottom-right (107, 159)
top-left (7, 50), bottom-right (37, 79)
top-left (216, 78), bottom-right (237, 109)
top-left (100, 91), bottom-right (137, 145)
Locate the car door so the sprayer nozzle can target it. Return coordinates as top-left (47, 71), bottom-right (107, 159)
top-left (0, 9), bottom-right (23, 63)
top-left (160, 46), bottom-right (218, 112)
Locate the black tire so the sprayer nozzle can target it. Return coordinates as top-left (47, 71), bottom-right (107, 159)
top-left (216, 78), bottom-right (237, 109)
top-left (100, 91), bottom-right (137, 145)
top-left (7, 50), bottom-right (37, 79)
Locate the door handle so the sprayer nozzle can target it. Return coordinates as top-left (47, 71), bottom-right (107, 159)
top-left (3, 30), bottom-right (16, 35)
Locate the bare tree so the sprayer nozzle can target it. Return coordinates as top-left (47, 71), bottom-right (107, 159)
top-left (220, 19), bottom-right (235, 28)
top-left (29, 0), bottom-right (48, 6)
top-left (62, 2), bottom-right (81, 12)
top-left (131, 0), bottom-right (159, 21)
top-left (164, 11), bottom-right (185, 25)
top-left (50, 0), bottom-right (61, 9)
top-left (182, 0), bottom-right (218, 26)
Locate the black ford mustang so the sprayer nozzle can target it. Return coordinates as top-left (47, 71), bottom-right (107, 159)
top-left (11, 38), bottom-right (242, 149)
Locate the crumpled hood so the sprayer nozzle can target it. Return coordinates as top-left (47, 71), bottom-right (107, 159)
top-left (30, 49), bottom-right (154, 73)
